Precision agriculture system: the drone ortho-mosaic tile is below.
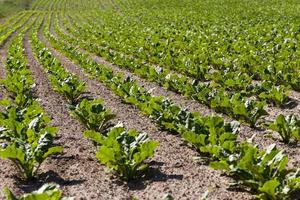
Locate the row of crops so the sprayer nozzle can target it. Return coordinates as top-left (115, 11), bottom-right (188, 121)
top-left (1, 0), bottom-right (300, 199)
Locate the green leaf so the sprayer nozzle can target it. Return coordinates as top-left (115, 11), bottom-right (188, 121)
top-left (3, 188), bottom-right (17, 200)
top-left (94, 125), bottom-right (159, 180)
top-left (42, 146), bottom-right (63, 159)
top-left (0, 145), bottom-right (25, 163)
top-left (258, 179), bottom-right (280, 200)
top-left (209, 161), bottom-right (230, 171)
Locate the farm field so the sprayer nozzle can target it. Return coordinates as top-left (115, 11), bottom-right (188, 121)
top-left (0, 0), bottom-right (300, 199)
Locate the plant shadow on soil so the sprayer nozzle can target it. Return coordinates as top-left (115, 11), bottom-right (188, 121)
top-left (126, 161), bottom-right (183, 191)
top-left (14, 170), bottom-right (85, 193)
top-left (282, 98), bottom-right (298, 109)
top-left (291, 189), bottom-right (300, 200)
top-left (221, 172), bottom-right (300, 199)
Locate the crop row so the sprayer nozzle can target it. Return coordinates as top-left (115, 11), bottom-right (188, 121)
top-left (0, 12), bottom-right (35, 46)
top-left (0, 14), bottom-right (63, 187)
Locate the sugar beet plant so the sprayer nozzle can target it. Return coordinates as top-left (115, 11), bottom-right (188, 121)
top-left (85, 124), bottom-right (159, 180)
top-left (4, 183), bottom-right (73, 200)
top-left (71, 98), bottom-right (115, 133)
top-left (257, 82), bottom-right (291, 108)
top-left (0, 100), bottom-right (62, 180)
top-left (182, 116), bottom-right (239, 162)
top-left (210, 143), bottom-right (300, 199)
top-left (269, 114), bottom-right (300, 144)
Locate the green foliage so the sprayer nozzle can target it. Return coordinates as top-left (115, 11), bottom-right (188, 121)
top-left (269, 114), bottom-right (300, 144)
top-left (182, 116), bottom-right (239, 161)
top-left (0, 100), bottom-right (62, 180)
top-left (4, 183), bottom-right (73, 200)
top-left (71, 98), bottom-right (115, 133)
top-left (49, 74), bottom-right (86, 105)
top-left (1, 70), bottom-right (34, 107)
top-left (1, 34), bottom-right (35, 108)
top-left (258, 84), bottom-right (290, 107)
top-left (210, 143), bottom-right (300, 199)
top-left (208, 71), bottom-right (252, 92)
top-left (231, 95), bottom-right (268, 128)
top-left (85, 124), bottom-right (159, 180)
top-left (34, 46), bottom-right (86, 105)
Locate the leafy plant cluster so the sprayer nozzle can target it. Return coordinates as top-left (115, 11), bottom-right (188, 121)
top-left (70, 98), bottom-right (115, 133)
top-left (85, 124), bottom-right (159, 180)
top-left (4, 183), bottom-right (73, 200)
top-left (256, 81), bottom-right (291, 107)
top-left (210, 143), bottom-right (300, 199)
top-left (269, 114), bottom-right (300, 144)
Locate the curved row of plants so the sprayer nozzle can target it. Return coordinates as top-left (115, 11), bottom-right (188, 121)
top-left (0, 15), bottom-right (63, 196)
top-left (0, 11), bottom-right (36, 46)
